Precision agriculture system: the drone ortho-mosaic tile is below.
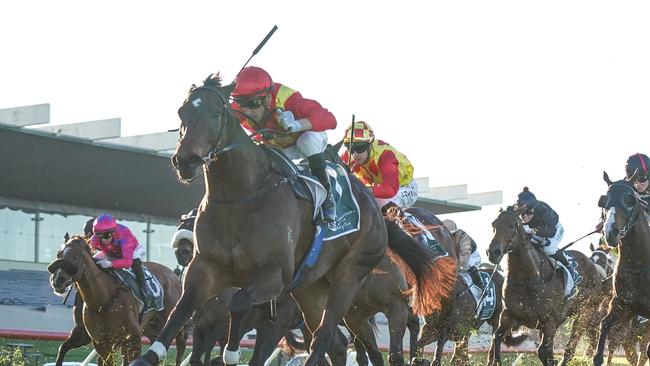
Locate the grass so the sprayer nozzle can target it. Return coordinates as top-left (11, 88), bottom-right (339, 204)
top-left (0, 337), bottom-right (253, 365)
top-left (0, 337), bottom-right (638, 365)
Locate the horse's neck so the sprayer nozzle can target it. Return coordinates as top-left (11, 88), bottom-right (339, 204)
top-left (205, 127), bottom-right (271, 201)
top-left (619, 220), bottom-right (650, 269)
top-left (76, 253), bottom-right (117, 311)
top-left (507, 242), bottom-right (545, 281)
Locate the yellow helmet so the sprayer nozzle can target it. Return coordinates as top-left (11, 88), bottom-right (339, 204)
top-left (343, 121), bottom-right (375, 145)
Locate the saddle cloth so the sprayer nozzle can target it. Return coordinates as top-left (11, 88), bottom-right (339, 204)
top-left (266, 148), bottom-right (361, 241)
top-left (548, 253), bottom-right (579, 298)
top-left (459, 271), bottom-right (497, 320)
top-left (113, 266), bottom-right (164, 314)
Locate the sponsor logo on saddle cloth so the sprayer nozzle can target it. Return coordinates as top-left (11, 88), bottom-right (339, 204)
top-left (113, 266), bottom-right (164, 314)
top-left (297, 162), bottom-right (361, 240)
top-left (549, 253), bottom-right (580, 299)
top-left (459, 271), bottom-right (497, 320)
top-left (403, 213), bottom-right (448, 259)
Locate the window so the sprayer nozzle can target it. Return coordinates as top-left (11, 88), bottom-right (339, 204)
top-left (38, 213), bottom-right (93, 263)
top-left (0, 207), bottom-right (35, 262)
top-left (148, 223), bottom-right (178, 269)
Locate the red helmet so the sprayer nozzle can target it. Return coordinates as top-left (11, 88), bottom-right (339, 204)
top-left (93, 214), bottom-right (117, 233)
top-left (232, 66), bottom-right (273, 98)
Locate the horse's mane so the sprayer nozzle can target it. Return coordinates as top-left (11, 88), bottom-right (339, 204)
top-left (202, 73), bottom-right (222, 87)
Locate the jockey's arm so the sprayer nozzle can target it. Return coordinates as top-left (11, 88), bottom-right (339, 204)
top-left (111, 229), bottom-right (139, 269)
top-left (284, 92), bottom-right (336, 132)
top-left (533, 208), bottom-right (558, 238)
top-left (372, 151), bottom-right (400, 199)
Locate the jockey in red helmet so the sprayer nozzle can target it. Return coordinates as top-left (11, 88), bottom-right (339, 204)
top-left (89, 213), bottom-right (151, 298)
top-left (231, 66), bottom-right (337, 222)
top-left (340, 121), bottom-right (417, 213)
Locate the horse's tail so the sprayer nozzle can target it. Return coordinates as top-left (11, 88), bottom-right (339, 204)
top-left (384, 219), bottom-right (457, 315)
top-left (503, 328), bottom-right (529, 347)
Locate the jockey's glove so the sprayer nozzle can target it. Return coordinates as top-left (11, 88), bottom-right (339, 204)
top-left (522, 225), bottom-right (536, 235)
top-left (276, 109), bottom-right (297, 130)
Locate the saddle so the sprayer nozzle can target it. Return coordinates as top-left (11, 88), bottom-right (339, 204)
top-left (113, 266), bottom-right (164, 314)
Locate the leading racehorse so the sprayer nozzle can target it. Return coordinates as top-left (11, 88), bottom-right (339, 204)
top-left (130, 74), bottom-right (454, 366)
top-left (593, 173), bottom-right (650, 366)
top-left (487, 207), bottom-right (602, 366)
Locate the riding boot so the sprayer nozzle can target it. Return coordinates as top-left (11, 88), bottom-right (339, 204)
top-left (132, 259), bottom-right (152, 301)
top-left (307, 153), bottom-right (336, 223)
top-left (551, 250), bottom-right (570, 268)
top-left (467, 266), bottom-right (484, 290)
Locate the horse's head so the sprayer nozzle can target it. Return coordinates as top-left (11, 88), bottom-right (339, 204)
top-left (48, 234), bottom-right (89, 294)
top-left (487, 206), bottom-right (526, 264)
top-left (171, 73), bottom-right (237, 182)
top-left (599, 171), bottom-right (645, 246)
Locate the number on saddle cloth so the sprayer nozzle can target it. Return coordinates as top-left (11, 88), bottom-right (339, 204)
top-left (113, 267), bottom-right (164, 312)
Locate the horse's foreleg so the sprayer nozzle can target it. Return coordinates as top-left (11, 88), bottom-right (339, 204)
top-left (450, 336), bottom-right (469, 366)
top-left (174, 327), bottom-right (188, 366)
top-left (55, 324), bottom-right (91, 366)
top-left (224, 264), bottom-right (284, 366)
top-left (131, 259), bottom-right (221, 366)
top-left (561, 316), bottom-right (586, 366)
top-left (488, 309), bottom-right (515, 366)
top-left (537, 320), bottom-right (557, 366)
top-left (249, 299), bottom-right (299, 366)
top-left (593, 301), bottom-right (630, 366)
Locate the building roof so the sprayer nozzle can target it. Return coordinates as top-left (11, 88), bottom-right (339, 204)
top-left (0, 123), bottom-right (203, 220)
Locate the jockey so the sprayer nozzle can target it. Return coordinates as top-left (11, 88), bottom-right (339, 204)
top-left (231, 66), bottom-right (337, 222)
top-left (443, 219), bottom-right (483, 289)
top-left (340, 121), bottom-right (418, 213)
top-left (89, 214), bottom-right (151, 299)
top-left (171, 208), bottom-right (197, 268)
top-left (514, 187), bottom-right (581, 283)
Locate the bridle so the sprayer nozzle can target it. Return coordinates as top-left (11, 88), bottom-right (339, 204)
top-left (495, 209), bottom-right (526, 256)
top-left (603, 182), bottom-right (644, 239)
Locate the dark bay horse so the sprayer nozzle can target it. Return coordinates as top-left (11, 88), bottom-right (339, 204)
top-left (49, 235), bottom-right (187, 365)
top-left (593, 175), bottom-right (650, 366)
top-left (415, 269), bottom-right (513, 366)
top-left (131, 75), bottom-right (453, 366)
top-left (487, 207), bottom-right (602, 366)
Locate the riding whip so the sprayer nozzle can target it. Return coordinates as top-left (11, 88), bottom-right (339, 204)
top-left (560, 229), bottom-right (600, 251)
top-left (62, 285), bottom-right (73, 305)
top-left (347, 114), bottom-right (356, 168)
top-left (475, 255), bottom-right (503, 315)
top-left (236, 25), bottom-right (279, 78)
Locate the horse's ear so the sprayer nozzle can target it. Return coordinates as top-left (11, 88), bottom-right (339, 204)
top-left (64, 232), bottom-right (70, 243)
top-left (590, 243), bottom-right (595, 251)
top-left (222, 82), bottom-right (236, 98)
top-left (498, 207), bottom-right (504, 213)
top-left (603, 171), bottom-right (613, 186)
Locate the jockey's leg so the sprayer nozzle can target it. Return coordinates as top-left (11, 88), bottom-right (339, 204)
top-left (133, 256), bottom-right (225, 366)
top-left (307, 153), bottom-right (336, 222)
top-left (291, 131), bottom-right (335, 222)
top-left (467, 266), bottom-right (484, 290)
top-left (132, 259), bottom-right (152, 299)
top-left (224, 263), bottom-right (285, 365)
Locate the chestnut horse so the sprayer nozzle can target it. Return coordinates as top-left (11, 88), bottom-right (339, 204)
top-left (130, 75), bottom-right (454, 366)
top-left (593, 175), bottom-right (650, 366)
top-left (49, 235), bottom-right (186, 365)
top-left (487, 207), bottom-right (602, 366)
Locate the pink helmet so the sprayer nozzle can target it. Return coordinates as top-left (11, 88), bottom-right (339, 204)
top-left (93, 214), bottom-right (117, 233)
top-left (232, 67), bottom-right (273, 98)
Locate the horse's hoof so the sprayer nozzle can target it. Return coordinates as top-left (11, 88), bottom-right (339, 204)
top-left (130, 358), bottom-right (152, 366)
top-left (223, 348), bottom-right (241, 365)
